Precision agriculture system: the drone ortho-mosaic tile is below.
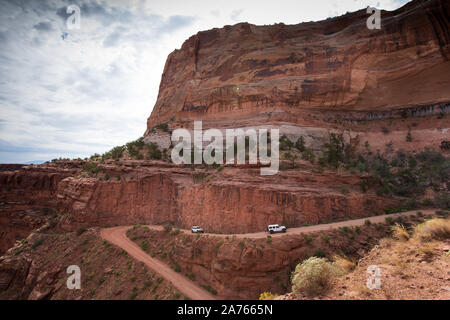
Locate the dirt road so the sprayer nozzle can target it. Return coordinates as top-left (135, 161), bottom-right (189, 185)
top-left (145, 209), bottom-right (437, 239)
top-left (100, 226), bottom-right (217, 300)
top-left (100, 209), bottom-right (436, 300)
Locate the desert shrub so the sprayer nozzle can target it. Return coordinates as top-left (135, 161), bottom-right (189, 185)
top-left (104, 145), bottom-right (126, 159)
top-left (280, 135), bottom-right (293, 150)
top-left (295, 136), bottom-right (306, 152)
top-left (163, 224), bottom-right (173, 233)
top-left (147, 143), bottom-right (162, 160)
top-left (436, 210), bottom-right (449, 217)
top-left (283, 152), bottom-right (298, 168)
top-left (406, 128), bottom-right (412, 142)
top-left (321, 133), bottom-right (345, 168)
top-left (313, 249), bottom-right (326, 258)
top-left (301, 147), bottom-right (315, 163)
top-left (193, 172), bottom-right (208, 183)
top-left (126, 138), bottom-right (145, 158)
top-left (129, 287), bottom-right (138, 299)
top-left (172, 263), bottom-right (181, 273)
top-left (413, 218), bottom-right (450, 241)
top-left (201, 284), bottom-right (217, 295)
top-left (259, 291), bottom-right (278, 300)
top-left (32, 238), bottom-right (44, 249)
top-left (266, 235), bottom-right (272, 244)
top-left (304, 235), bottom-right (313, 244)
top-left (141, 240), bottom-right (149, 252)
top-left (215, 240), bottom-right (224, 252)
top-left (291, 257), bottom-right (340, 296)
top-left (154, 123), bottom-right (169, 132)
top-left (332, 255), bottom-right (355, 273)
top-left (82, 162), bottom-right (100, 175)
top-left (391, 223), bottom-right (409, 241)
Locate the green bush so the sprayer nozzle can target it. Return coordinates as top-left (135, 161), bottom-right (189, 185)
top-left (304, 235), bottom-right (313, 244)
top-left (82, 162), bottom-right (100, 175)
top-left (141, 240), bottom-right (149, 252)
top-left (295, 137), bottom-right (306, 152)
top-left (103, 146), bottom-right (126, 159)
top-left (280, 135), bottom-right (294, 151)
top-left (291, 257), bottom-right (340, 296)
top-left (313, 249), bottom-right (326, 258)
top-left (32, 238), bottom-right (44, 249)
top-left (147, 143), bottom-right (162, 160)
top-left (201, 284), bottom-right (217, 295)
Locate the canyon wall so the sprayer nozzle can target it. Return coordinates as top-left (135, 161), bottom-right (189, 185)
top-left (146, 0), bottom-right (450, 131)
top-left (56, 167), bottom-right (401, 233)
top-left (0, 167), bottom-right (75, 254)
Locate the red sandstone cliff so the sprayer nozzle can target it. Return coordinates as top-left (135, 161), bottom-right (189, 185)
top-left (0, 166), bottom-right (77, 254)
top-left (145, 0), bottom-right (450, 131)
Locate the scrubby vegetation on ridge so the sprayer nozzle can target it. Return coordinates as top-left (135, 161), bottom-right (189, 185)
top-left (281, 216), bottom-right (450, 300)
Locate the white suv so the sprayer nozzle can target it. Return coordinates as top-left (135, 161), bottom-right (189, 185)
top-left (191, 226), bottom-right (204, 233)
top-left (267, 224), bottom-right (287, 234)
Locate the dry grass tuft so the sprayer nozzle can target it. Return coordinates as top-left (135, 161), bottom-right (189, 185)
top-left (413, 218), bottom-right (450, 241)
top-left (332, 255), bottom-right (356, 274)
top-left (391, 223), bottom-right (410, 241)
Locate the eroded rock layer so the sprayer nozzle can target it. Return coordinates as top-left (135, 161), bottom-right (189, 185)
top-left (146, 0), bottom-right (450, 131)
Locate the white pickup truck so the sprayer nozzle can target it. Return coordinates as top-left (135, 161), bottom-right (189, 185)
top-left (191, 226), bottom-right (204, 233)
top-left (267, 224), bottom-right (287, 234)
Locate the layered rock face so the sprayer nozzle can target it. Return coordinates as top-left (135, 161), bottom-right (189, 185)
top-left (57, 165), bottom-right (400, 233)
top-left (146, 0), bottom-right (450, 132)
top-left (0, 167), bottom-right (76, 254)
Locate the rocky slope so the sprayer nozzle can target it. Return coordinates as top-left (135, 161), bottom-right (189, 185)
top-left (278, 216), bottom-right (450, 300)
top-left (0, 227), bottom-right (183, 300)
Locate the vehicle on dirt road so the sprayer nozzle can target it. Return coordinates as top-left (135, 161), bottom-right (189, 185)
top-left (191, 226), bottom-right (204, 233)
top-left (267, 224), bottom-right (287, 234)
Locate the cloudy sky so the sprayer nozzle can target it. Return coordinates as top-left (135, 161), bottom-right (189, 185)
top-left (0, 0), bottom-right (410, 163)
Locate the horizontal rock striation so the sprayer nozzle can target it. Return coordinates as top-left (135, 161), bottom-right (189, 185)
top-left (0, 167), bottom-right (76, 254)
top-left (56, 167), bottom-right (401, 233)
top-left (145, 0), bottom-right (450, 132)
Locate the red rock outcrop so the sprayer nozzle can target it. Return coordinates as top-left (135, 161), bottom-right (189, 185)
top-left (0, 166), bottom-right (76, 254)
top-left (146, 0), bottom-right (450, 132)
top-left (57, 166), bottom-right (401, 233)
